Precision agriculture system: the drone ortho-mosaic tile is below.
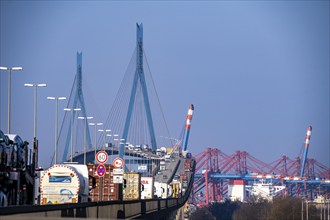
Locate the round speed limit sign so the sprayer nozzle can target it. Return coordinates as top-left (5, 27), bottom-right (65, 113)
top-left (96, 151), bottom-right (108, 163)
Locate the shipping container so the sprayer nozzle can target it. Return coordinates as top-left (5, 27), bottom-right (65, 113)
top-left (170, 182), bottom-right (181, 198)
top-left (184, 159), bottom-right (193, 172)
top-left (87, 164), bottom-right (121, 201)
top-left (166, 148), bottom-right (173, 154)
top-left (184, 161), bottom-right (190, 172)
top-left (160, 160), bottom-right (166, 171)
top-left (141, 177), bottom-right (154, 199)
top-left (123, 172), bottom-right (141, 200)
top-left (180, 173), bottom-right (188, 192)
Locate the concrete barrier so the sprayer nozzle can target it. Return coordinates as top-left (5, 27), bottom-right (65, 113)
top-left (0, 198), bottom-right (185, 219)
top-left (146, 200), bottom-right (158, 213)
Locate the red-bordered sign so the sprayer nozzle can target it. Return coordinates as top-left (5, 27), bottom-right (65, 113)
top-left (96, 164), bottom-right (106, 177)
top-left (113, 157), bottom-right (124, 169)
top-left (96, 151), bottom-right (108, 164)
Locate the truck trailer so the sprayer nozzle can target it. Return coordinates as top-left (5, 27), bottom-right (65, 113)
top-left (39, 164), bottom-right (89, 204)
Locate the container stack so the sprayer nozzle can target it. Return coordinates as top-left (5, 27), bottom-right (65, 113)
top-left (87, 164), bottom-right (120, 201)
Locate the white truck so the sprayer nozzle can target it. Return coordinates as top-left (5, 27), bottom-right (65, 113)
top-left (39, 164), bottom-right (89, 205)
top-left (154, 182), bottom-right (173, 199)
top-left (141, 177), bottom-right (154, 199)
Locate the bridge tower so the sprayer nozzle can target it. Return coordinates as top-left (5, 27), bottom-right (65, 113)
top-left (61, 52), bottom-right (92, 162)
top-left (119, 23), bottom-right (157, 159)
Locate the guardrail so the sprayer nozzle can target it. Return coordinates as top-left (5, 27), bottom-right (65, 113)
top-left (0, 198), bottom-right (184, 219)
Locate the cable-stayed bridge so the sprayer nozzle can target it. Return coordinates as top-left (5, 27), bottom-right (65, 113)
top-left (1, 23), bottom-right (195, 219)
top-left (55, 23), bottom-right (175, 166)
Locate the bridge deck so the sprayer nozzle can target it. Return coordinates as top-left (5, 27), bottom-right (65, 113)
top-left (0, 158), bottom-right (195, 219)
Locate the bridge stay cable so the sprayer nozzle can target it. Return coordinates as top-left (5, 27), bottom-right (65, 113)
top-left (102, 23), bottom-right (174, 159)
top-left (55, 52), bottom-right (93, 163)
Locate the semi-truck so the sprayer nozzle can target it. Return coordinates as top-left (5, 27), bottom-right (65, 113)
top-left (39, 164), bottom-right (89, 204)
top-left (141, 176), bottom-right (153, 199)
top-left (0, 131), bottom-right (34, 206)
top-left (154, 182), bottom-right (173, 199)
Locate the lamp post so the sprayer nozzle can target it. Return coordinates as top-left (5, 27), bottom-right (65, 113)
top-left (114, 137), bottom-right (125, 156)
top-left (111, 134), bottom-right (119, 160)
top-left (0, 66), bottom-right (23, 134)
top-left (302, 197), bottom-right (304, 220)
top-left (106, 133), bottom-right (119, 160)
top-left (306, 200), bottom-right (309, 220)
top-left (64, 108), bottom-right (81, 162)
top-left (328, 201), bottom-right (330, 220)
top-left (78, 116), bottom-right (93, 164)
top-left (98, 129), bottom-right (111, 150)
top-left (47, 97), bottom-right (66, 164)
top-left (24, 83), bottom-right (46, 205)
top-left (89, 122), bottom-right (103, 163)
top-left (24, 83), bottom-right (47, 139)
top-left (24, 83), bottom-right (47, 170)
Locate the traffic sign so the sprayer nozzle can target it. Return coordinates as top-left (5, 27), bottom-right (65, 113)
top-left (113, 175), bottom-right (123, 184)
top-left (96, 151), bottom-right (108, 164)
top-left (138, 165), bottom-right (147, 171)
top-left (113, 168), bottom-right (124, 175)
top-left (113, 157), bottom-right (124, 168)
top-left (96, 164), bottom-right (106, 177)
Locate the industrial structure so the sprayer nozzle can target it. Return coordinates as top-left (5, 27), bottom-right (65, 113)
top-left (191, 126), bottom-right (329, 206)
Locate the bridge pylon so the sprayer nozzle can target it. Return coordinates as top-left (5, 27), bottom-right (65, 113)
top-left (60, 52), bottom-right (92, 162)
top-left (119, 23), bottom-right (157, 159)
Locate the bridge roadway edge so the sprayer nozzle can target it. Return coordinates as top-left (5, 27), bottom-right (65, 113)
top-left (0, 161), bottom-right (196, 219)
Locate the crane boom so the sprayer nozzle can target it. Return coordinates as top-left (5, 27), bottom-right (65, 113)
top-left (300, 126), bottom-right (312, 177)
top-left (183, 104), bottom-right (194, 151)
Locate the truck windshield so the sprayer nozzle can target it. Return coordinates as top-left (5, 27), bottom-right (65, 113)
top-left (49, 176), bottom-right (72, 183)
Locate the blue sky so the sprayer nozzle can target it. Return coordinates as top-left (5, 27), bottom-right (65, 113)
top-left (0, 1), bottom-right (329, 168)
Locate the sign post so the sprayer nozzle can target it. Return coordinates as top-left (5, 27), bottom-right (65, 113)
top-left (113, 157), bottom-right (124, 184)
top-left (95, 151), bottom-right (108, 177)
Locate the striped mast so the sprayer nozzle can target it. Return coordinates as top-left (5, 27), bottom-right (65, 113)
top-left (300, 126), bottom-right (312, 177)
top-left (183, 104), bottom-right (194, 151)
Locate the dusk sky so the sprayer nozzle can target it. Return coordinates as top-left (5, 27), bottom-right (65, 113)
top-left (0, 1), bottom-right (329, 168)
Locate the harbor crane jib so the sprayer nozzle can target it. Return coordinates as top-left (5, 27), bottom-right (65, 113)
top-left (300, 125), bottom-right (312, 177)
top-left (183, 104), bottom-right (194, 151)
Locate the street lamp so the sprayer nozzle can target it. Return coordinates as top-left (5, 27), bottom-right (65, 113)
top-left (0, 66), bottom-right (23, 133)
top-left (64, 108), bottom-right (81, 162)
top-left (24, 83), bottom-right (46, 205)
top-left (47, 97), bottom-right (66, 164)
top-left (98, 129), bottom-right (111, 150)
top-left (24, 83), bottom-right (47, 139)
top-left (89, 122), bottom-right (103, 163)
top-left (78, 116), bottom-right (93, 164)
top-left (114, 137), bottom-right (125, 156)
top-left (106, 133), bottom-right (119, 159)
